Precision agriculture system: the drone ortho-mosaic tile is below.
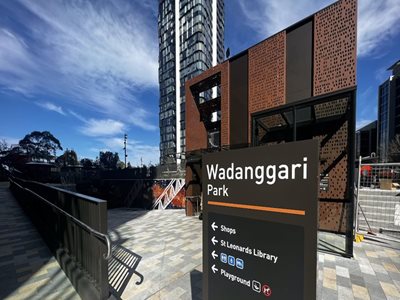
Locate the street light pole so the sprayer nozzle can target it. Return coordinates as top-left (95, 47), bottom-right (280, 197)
top-left (123, 134), bottom-right (128, 168)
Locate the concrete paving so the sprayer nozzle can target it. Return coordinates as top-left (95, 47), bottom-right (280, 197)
top-left (1, 180), bottom-right (399, 300)
top-left (108, 209), bottom-right (203, 300)
top-left (108, 209), bottom-right (400, 300)
top-left (0, 182), bottom-right (79, 300)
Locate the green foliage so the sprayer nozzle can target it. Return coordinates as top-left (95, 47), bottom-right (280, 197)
top-left (117, 161), bottom-right (125, 169)
top-left (80, 158), bottom-right (94, 168)
top-left (99, 151), bottom-right (119, 169)
top-left (57, 149), bottom-right (78, 166)
top-left (19, 131), bottom-right (63, 161)
top-left (0, 139), bottom-right (8, 152)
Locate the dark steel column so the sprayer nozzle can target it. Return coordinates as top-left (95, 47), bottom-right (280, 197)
top-left (293, 107), bottom-right (297, 141)
top-left (346, 91), bottom-right (356, 257)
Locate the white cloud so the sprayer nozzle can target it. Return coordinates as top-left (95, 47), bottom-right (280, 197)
top-left (0, 0), bottom-right (158, 130)
top-left (375, 66), bottom-right (391, 83)
top-left (128, 144), bottom-right (159, 166)
top-left (80, 119), bottom-right (125, 137)
top-left (0, 29), bottom-right (31, 71)
top-left (0, 136), bottom-right (19, 147)
top-left (128, 108), bottom-right (158, 131)
top-left (238, 0), bottom-right (333, 38)
top-left (36, 101), bottom-right (66, 115)
top-left (68, 109), bottom-right (86, 122)
top-left (356, 119), bottom-right (374, 130)
top-left (359, 87), bottom-right (375, 102)
top-left (358, 1), bottom-right (400, 57)
top-left (238, 0), bottom-right (400, 58)
top-left (0, 28), bottom-right (43, 95)
top-left (98, 136), bottom-right (159, 166)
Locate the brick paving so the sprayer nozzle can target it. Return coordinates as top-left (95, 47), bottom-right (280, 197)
top-left (108, 209), bottom-right (400, 300)
top-left (108, 209), bottom-right (203, 300)
top-left (1, 180), bottom-right (399, 300)
top-left (0, 182), bottom-right (79, 300)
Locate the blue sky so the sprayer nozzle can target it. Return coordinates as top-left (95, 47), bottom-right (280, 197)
top-left (1, 0), bottom-right (399, 165)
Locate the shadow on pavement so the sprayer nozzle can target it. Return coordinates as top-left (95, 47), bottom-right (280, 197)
top-left (0, 182), bottom-right (79, 300)
top-left (109, 244), bottom-right (144, 299)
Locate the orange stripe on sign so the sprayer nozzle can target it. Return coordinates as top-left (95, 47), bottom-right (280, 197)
top-left (208, 201), bottom-right (305, 216)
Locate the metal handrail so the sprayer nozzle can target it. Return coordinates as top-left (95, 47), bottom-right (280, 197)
top-left (9, 177), bottom-right (112, 260)
top-left (360, 162), bottom-right (400, 166)
top-left (152, 179), bottom-right (175, 209)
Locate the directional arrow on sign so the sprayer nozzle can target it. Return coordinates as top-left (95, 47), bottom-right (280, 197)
top-left (211, 236), bottom-right (218, 246)
top-left (211, 264), bottom-right (218, 274)
top-left (211, 250), bottom-right (218, 260)
top-left (211, 222), bottom-right (218, 231)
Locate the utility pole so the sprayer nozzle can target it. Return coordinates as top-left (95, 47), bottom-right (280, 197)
top-left (123, 133), bottom-right (128, 168)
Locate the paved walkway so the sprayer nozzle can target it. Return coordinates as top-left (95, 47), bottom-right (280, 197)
top-left (0, 183), bottom-right (79, 300)
top-left (1, 181), bottom-right (399, 300)
top-left (108, 209), bottom-right (203, 300)
top-left (108, 209), bottom-right (400, 300)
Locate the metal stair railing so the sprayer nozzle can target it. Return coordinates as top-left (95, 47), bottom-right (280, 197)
top-left (152, 179), bottom-right (185, 209)
top-left (152, 180), bottom-right (175, 209)
top-left (10, 177), bottom-right (112, 258)
top-left (9, 176), bottom-right (111, 300)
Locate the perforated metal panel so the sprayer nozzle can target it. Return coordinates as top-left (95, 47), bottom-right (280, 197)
top-left (259, 114), bottom-right (287, 129)
top-left (319, 202), bottom-right (350, 233)
top-left (314, 0), bottom-right (357, 96)
top-left (318, 129), bottom-right (348, 199)
top-left (248, 32), bottom-right (286, 142)
top-left (253, 93), bottom-right (354, 236)
top-left (314, 98), bottom-right (349, 120)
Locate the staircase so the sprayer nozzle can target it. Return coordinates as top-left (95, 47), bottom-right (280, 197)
top-left (152, 179), bottom-right (185, 209)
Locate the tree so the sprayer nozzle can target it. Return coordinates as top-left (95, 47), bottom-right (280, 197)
top-left (0, 139), bottom-right (8, 152)
top-left (0, 145), bottom-right (26, 167)
top-left (57, 149), bottom-right (78, 166)
top-left (80, 158), bottom-right (94, 169)
top-left (99, 151), bottom-right (119, 169)
top-left (117, 161), bottom-right (125, 169)
top-left (19, 131), bottom-right (62, 161)
top-left (388, 135), bottom-right (400, 162)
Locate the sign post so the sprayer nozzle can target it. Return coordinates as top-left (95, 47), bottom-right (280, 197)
top-left (202, 140), bottom-right (319, 300)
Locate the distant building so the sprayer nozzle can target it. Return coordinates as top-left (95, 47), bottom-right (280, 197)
top-left (378, 59), bottom-right (400, 161)
top-left (356, 121), bottom-right (377, 158)
top-left (158, 0), bottom-right (224, 166)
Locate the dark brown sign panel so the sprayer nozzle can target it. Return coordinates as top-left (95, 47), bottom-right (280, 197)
top-left (202, 140), bottom-right (319, 300)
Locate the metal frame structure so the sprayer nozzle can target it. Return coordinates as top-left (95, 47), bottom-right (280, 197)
top-left (184, 0), bottom-right (357, 258)
top-left (252, 88), bottom-right (356, 257)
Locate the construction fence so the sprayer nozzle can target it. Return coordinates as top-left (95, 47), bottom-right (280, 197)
top-left (355, 162), bottom-right (400, 240)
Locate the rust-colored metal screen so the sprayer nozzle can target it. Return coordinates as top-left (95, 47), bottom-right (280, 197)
top-left (254, 95), bottom-right (354, 234)
top-left (318, 202), bottom-right (350, 232)
top-left (314, 98), bottom-right (350, 233)
top-left (314, 0), bottom-right (357, 96)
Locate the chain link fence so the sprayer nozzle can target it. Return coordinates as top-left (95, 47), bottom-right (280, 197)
top-left (355, 161), bottom-right (400, 240)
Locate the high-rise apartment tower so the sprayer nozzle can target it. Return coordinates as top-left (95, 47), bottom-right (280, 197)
top-left (158, 0), bottom-right (224, 165)
top-left (378, 60), bottom-right (400, 161)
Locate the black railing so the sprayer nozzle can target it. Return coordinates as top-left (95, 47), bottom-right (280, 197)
top-left (9, 176), bottom-right (110, 300)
